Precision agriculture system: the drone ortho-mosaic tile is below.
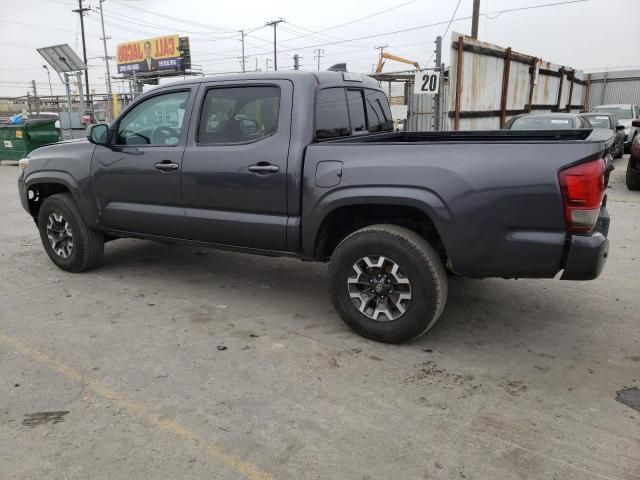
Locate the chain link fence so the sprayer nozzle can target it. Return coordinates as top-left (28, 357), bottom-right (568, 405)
top-left (369, 68), bottom-right (447, 131)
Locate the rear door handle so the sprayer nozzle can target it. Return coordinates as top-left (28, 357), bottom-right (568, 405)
top-left (154, 161), bottom-right (179, 172)
top-left (248, 163), bottom-right (279, 174)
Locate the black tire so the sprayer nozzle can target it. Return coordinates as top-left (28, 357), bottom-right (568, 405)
top-left (37, 193), bottom-right (104, 272)
top-left (615, 142), bottom-right (624, 159)
top-left (626, 160), bottom-right (640, 191)
top-left (328, 224), bottom-right (447, 344)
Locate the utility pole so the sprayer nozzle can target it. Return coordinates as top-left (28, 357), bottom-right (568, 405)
top-left (31, 80), bottom-right (40, 116)
top-left (265, 18), bottom-right (284, 71)
top-left (255, 57), bottom-right (259, 72)
top-left (239, 30), bottom-right (247, 73)
top-left (98, 0), bottom-right (113, 120)
top-left (265, 58), bottom-right (272, 71)
top-left (314, 49), bottom-right (324, 70)
top-left (433, 36), bottom-right (442, 131)
top-left (375, 45), bottom-right (388, 56)
top-left (72, 0), bottom-right (91, 108)
top-left (471, 0), bottom-right (481, 39)
top-left (293, 54), bottom-right (300, 70)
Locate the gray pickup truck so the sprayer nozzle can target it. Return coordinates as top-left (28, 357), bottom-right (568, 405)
top-left (17, 71), bottom-right (612, 343)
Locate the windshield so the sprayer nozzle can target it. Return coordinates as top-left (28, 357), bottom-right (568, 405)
top-left (593, 106), bottom-right (633, 119)
top-left (509, 116), bottom-right (574, 130)
top-left (583, 115), bottom-right (611, 129)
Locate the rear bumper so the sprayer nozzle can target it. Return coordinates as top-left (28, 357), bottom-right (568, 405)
top-left (560, 207), bottom-right (609, 280)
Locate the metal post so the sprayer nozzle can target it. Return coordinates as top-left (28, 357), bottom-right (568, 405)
top-left (453, 35), bottom-right (464, 131)
top-left (27, 92), bottom-right (32, 117)
top-left (265, 19), bottom-right (283, 71)
top-left (72, 0), bottom-right (91, 105)
top-left (600, 69), bottom-right (608, 105)
top-left (63, 73), bottom-right (73, 140)
top-left (240, 30), bottom-right (247, 73)
top-left (566, 70), bottom-right (575, 112)
top-left (31, 80), bottom-right (40, 117)
top-left (527, 58), bottom-right (538, 113)
top-left (293, 54), bottom-right (300, 70)
top-left (98, 0), bottom-right (113, 121)
top-left (556, 67), bottom-right (565, 112)
top-left (499, 47), bottom-right (512, 127)
top-left (314, 49), bottom-right (324, 71)
top-left (584, 74), bottom-right (592, 111)
top-left (76, 72), bottom-right (85, 116)
top-left (433, 36), bottom-right (442, 131)
top-left (471, 0), bottom-right (481, 39)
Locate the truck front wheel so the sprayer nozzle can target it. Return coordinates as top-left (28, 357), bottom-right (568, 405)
top-left (37, 193), bottom-right (104, 272)
top-left (329, 224), bottom-right (448, 344)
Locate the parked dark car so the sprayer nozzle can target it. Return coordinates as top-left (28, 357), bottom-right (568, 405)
top-left (17, 71), bottom-right (613, 343)
top-left (504, 112), bottom-right (591, 130)
top-left (626, 119), bottom-right (640, 190)
top-left (591, 104), bottom-right (640, 152)
top-left (581, 113), bottom-right (625, 158)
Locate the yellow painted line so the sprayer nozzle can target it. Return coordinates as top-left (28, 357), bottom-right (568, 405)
top-left (0, 332), bottom-right (273, 480)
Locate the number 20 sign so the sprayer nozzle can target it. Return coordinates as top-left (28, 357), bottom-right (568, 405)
top-left (413, 70), bottom-right (440, 95)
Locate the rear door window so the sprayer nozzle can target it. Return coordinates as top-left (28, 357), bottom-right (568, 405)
top-left (198, 86), bottom-right (280, 145)
top-left (315, 88), bottom-right (350, 139)
top-left (346, 89), bottom-right (367, 133)
top-left (365, 90), bottom-right (393, 132)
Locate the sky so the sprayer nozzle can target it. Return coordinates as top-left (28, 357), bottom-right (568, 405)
top-left (0, 0), bottom-right (639, 97)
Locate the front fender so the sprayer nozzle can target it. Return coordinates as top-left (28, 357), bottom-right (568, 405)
top-left (301, 186), bottom-right (453, 258)
top-left (23, 171), bottom-right (98, 226)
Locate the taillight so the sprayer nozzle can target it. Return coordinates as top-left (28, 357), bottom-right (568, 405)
top-left (558, 158), bottom-right (605, 233)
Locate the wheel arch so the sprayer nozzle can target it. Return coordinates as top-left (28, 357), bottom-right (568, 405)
top-left (24, 172), bottom-right (95, 226)
top-left (304, 187), bottom-right (453, 262)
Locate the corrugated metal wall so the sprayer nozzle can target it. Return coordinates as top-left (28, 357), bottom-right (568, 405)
top-left (446, 32), bottom-right (585, 131)
top-left (586, 70), bottom-right (640, 108)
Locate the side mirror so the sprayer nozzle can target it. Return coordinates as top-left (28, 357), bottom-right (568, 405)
top-left (616, 124), bottom-right (626, 131)
top-left (86, 123), bottom-right (109, 146)
top-left (632, 119), bottom-right (640, 128)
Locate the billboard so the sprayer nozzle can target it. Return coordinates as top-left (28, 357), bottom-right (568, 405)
top-left (116, 35), bottom-right (185, 75)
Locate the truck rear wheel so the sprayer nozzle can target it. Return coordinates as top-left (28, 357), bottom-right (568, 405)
top-left (329, 224), bottom-right (447, 344)
top-left (37, 193), bottom-right (104, 272)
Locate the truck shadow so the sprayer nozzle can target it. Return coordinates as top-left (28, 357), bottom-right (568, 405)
top-left (101, 238), bottom-right (605, 355)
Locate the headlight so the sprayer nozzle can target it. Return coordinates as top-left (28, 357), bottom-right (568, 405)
top-left (18, 158), bottom-right (29, 172)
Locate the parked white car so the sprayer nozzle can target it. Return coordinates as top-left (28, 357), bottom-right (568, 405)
top-left (591, 104), bottom-right (640, 152)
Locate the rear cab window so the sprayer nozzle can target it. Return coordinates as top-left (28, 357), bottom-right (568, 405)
top-left (315, 87), bottom-right (393, 140)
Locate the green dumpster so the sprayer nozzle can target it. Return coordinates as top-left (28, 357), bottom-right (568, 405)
top-left (0, 119), bottom-right (60, 162)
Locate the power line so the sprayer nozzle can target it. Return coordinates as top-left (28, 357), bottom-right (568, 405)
top-left (425, 0), bottom-right (462, 66)
top-left (282, 0), bottom-right (418, 41)
top-left (110, 0), bottom-right (237, 33)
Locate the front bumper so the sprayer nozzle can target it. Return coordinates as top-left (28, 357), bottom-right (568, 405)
top-left (18, 176), bottom-right (30, 214)
top-left (560, 206), bottom-right (609, 280)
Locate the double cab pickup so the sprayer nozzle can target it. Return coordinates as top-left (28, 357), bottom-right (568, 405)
top-left (18, 71), bottom-right (612, 343)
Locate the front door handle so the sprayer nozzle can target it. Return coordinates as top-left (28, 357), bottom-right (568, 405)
top-left (248, 163), bottom-right (279, 174)
top-left (154, 161), bottom-right (179, 172)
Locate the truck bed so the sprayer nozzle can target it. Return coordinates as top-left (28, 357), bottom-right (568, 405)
top-left (303, 128), bottom-right (613, 279)
top-left (322, 129), bottom-right (607, 144)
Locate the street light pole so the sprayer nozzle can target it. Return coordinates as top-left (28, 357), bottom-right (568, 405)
top-left (42, 65), bottom-right (53, 97)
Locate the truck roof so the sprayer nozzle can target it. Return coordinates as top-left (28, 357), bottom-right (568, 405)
top-left (154, 70), bottom-right (381, 90)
